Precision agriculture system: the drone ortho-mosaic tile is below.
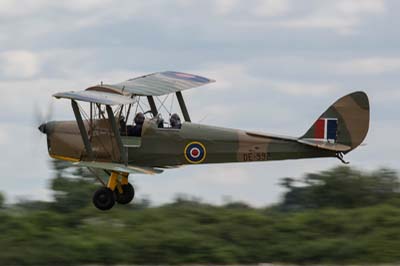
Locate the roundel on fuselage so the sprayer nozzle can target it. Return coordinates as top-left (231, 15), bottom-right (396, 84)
top-left (184, 142), bottom-right (206, 164)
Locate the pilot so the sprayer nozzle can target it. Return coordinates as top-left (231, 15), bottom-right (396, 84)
top-left (156, 114), bottom-right (164, 128)
top-left (130, 112), bottom-right (145, 136)
top-left (170, 113), bottom-right (182, 129)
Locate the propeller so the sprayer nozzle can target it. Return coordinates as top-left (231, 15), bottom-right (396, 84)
top-left (34, 100), bottom-right (54, 135)
top-left (29, 99), bottom-right (54, 157)
top-left (30, 99), bottom-right (54, 155)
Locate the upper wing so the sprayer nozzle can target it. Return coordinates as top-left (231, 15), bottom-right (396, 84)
top-left (89, 71), bottom-right (215, 96)
top-left (53, 71), bottom-right (214, 103)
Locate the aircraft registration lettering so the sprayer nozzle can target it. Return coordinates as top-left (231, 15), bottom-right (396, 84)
top-left (243, 152), bottom-right (267, 162)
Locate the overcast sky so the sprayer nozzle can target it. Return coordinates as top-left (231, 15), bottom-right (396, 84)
top-left (0, 0), bottom-right (399, 206)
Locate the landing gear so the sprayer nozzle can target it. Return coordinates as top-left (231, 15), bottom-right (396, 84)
top-left (92, 172), bottom-right (135, 211)
top-left (93, 187), bottom-right (115, 210)
top-left (115, 183), bottom-right (135, 204)
top-left (336, 152), bottom-right (350, 164)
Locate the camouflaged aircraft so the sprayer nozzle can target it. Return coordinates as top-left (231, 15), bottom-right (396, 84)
top-left (38, 71), bottom-right (370, 210)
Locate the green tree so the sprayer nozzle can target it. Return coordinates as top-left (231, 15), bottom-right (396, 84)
top-left (0, 192), bottom-right (4, 208)
top-left (280, 166), bottom-right (400, 210)
top-left (2, 165), bottom-right (400, 265)
top-left (50, 160), bottom-right (97, 212)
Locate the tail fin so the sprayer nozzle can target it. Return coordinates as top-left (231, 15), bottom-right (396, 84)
top-left (301, 91), bottom-right (370, 153)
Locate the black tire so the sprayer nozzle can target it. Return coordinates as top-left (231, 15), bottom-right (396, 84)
top-left (93, 187), bottom-right (115, 211)
top-left (115, 183), bottom-right (135, 205)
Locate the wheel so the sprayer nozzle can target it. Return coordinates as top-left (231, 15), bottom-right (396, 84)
top-left (115, 183), bottom-right (135, 205)
top-left (93, 187), bottom-right (115, 210)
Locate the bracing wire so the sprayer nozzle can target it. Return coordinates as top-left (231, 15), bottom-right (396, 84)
top-left (77, 102), bottom-right (115, 161)
top-left (155, 95), bottom-right (172, 115)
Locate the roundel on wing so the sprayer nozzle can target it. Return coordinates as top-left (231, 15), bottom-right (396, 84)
top-left (184, 142), bottom-right (206, 164)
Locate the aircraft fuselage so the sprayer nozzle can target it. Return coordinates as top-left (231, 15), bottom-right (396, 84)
top-left (43, 119), bottom-right (335, 167)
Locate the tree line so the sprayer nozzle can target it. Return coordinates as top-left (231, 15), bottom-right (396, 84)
top-left (0, 161), bottom-right (399, 265)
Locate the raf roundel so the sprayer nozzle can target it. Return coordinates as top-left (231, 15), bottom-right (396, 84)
top-left (184, 142), bottom-right (207, 164)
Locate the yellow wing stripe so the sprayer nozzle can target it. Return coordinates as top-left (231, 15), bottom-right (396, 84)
top-left (51, 154), bottom-right (80, 162)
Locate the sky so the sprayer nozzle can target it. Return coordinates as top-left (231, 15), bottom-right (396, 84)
top-left (0, 0), bottom-right (399, 206)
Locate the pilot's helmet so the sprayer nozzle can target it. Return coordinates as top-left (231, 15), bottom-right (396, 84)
top-left (170, 113), bottom-right (181, 127)
top-left (134, 112), bottom-right (145, 125)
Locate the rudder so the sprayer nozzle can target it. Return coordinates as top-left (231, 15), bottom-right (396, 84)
top-left (301, 91), bottom-right (370, 153)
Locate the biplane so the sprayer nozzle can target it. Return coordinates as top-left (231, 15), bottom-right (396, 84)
top-left (38, 71), bottom-right (370, 210)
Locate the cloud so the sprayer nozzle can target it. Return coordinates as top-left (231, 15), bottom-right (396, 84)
top-left (0, 0), bottom-right (389, 67)
top-left (278, 0), bottom-right (386, 34)
top-left (191, 62), bottom-right (341, 96)
top-left (251, 0), bottom-right (291, 17)
top-left (0, 50), bottom-right (41, 79)
top-left (0, 0), bottom-right (45, 17)
top-left (0, 127), bottom-right (8, 145)
top-left (214, 0), bottom-right (239, 15)
top-left (266, 79), bottom-right (340, 96)
top-left (0, 0), bottom-right (113, 17)
top-left (335, 0), bottom-right (385, 15)
top-left (334, 57), bottom-right (400, 75)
